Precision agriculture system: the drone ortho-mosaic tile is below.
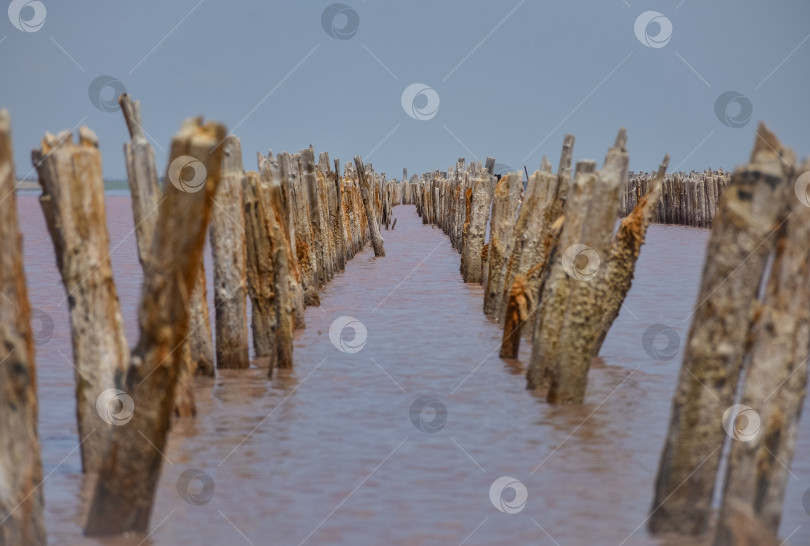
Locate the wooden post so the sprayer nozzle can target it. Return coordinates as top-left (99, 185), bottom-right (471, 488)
top-left (354, 156), bottom-right (385, 257)
top-left (119, 94), bottom-right (161, 269)
top-left (460, 171), bottom-right (492, 283)
top-left (188, 268), bottom-right (215, 377)
top-left (210, 135), bottom-right (249, 369)
top-left (0, 109), bottom-right (46, 546)
top-left (713, 169), bottom-right (807, 543)
top-left (591, 155), bottom-right (669, 356)
top-left (287, 153), bottom-right (319, 302)
top-left (302, 148), bottom-right (325, 286)
top-left (498, 158), bottom-right (558, 325)
top-left (527, 130), bottom-right (628, 402)
top-left (333, 159), bottom-right (346, 271)
top-left (499, 273), bottom-right (533, 359)
top-left (84, 118), bottom-right (226, 536)
top-left (263, 161), bottom-right (295, 370)
top-left (33, 127), bottom-right (129, 474)
top-left (243, 167), bottom-right (294, 372)
top-left (275, 153), bottom-right (306, 328)
top-left (317, 152), bottom-right (337, 281)
top-left (119, 94), bottom-right (205, 418)
top-left (483, 172), bottom-right (522, 316)
top-left (649, 123), bottom-right (793, 535)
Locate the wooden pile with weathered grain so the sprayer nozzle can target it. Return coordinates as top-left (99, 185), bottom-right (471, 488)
top-left (649, 123), bottom-right (809, 546)
top-left (0, 109), bottom-right (46, 546)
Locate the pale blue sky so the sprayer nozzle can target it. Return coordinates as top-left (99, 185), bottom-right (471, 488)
top-left (2, 0), bottom-right (808, 180)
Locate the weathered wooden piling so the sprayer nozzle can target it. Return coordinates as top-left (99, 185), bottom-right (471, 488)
top-left (286, 152), bottom-right (319, 303)
top-left (33, 126), bottom-right (129, 474)
top-left (713, 159), bottom-right (809, 544)
top-left (333, 159), bottom-right (347, 272)
top-left (119, 94), bottom-right (161, 269)
top-left (119, 94), bottom-right (202, 417)
top-left (302, 148), bottom-right (326, 286)
top-left (460, 171), bottom-right (492, 283)
top-left (244, 170), bottom-right (278, 369)
top-left (649, 123), bottom-right (793, 535)
top-left (497, 136), bottom-right (574, 330)
top-left (317, 152), bottom-right (338, 281)
top-left (84, 118), bottom-right (226, 536)
top-left (591, 155), bottom-right (670, 356)
top-left (210, 135), bottom-right (249, 369)
top-left (188, 268), bottom-right (215, 376)
top-left (483, 172), bottom-right (522, 316)
top-left (0, 109), bottom-right (46, 546)
top-left (276, 152), bottom-right (307, 327)
top-left (354, 156), bottom-right (385, 257)
top-left (499, 273), bottom-right (533, 359)
top-left (527, 130), bottom-right (628, 403)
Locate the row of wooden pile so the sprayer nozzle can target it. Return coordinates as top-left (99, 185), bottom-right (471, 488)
top-left (622, 168), bottom-right (731, 228)
top-left (401, 163), bottom-right (730, 229)
top-left (407, 130), bottom-right (666, 404)
top-left (0, 93), bottom-right (397, 543)
top-left (405, 124), bottom-right (810, 545)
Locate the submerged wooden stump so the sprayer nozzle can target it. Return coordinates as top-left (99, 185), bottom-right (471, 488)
top-left (649, 124), bottom-right (793, 535)
top-left (0, 109), bottom-right (46, 546)
top-left (211, 135), bottom-right (249, 369)
top-left (84, 118), bottom-right (226, 536)
top-left (33, 126), bottom-right (129, 474)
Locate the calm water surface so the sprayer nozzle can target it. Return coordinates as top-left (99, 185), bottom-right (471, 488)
top-left (17, 196), bottom-right (810, 545)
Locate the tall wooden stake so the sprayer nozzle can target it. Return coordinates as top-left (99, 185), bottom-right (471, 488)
top-left (0, 109), bottom-right (46, 546)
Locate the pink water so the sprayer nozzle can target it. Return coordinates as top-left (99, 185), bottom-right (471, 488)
top-left (17, 195), bottom-right (810, 545)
